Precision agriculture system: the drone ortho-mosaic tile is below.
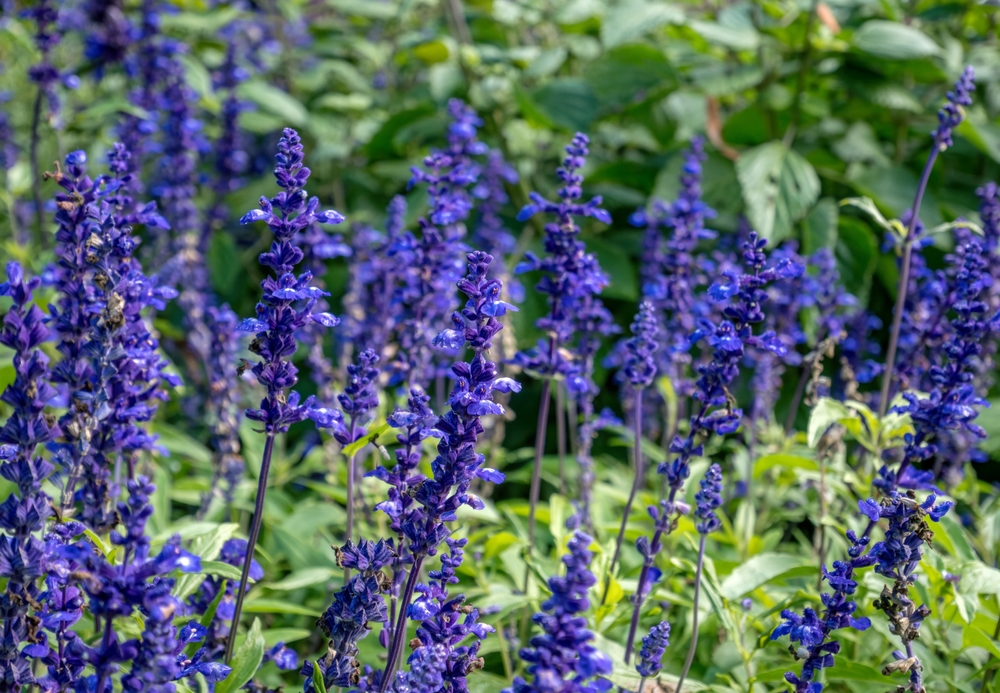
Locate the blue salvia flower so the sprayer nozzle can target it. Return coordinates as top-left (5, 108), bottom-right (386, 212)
top-left (879, 239), bottom-right (994, 494)
top-left (376, 251), bottom-right (516, 691)
top-left (118, 1), bottom-right (165, 178)
top-left (82, 0), bottom-right (136, 75)
top-left (0, 262), bottom-right (58, 693)
top-left (60, 477), bottom-right (202, 693)
top-left (395, 644), bottom-right (449, 693)
top-left (642, 137), bottom-right (716, 397)
top-left (229, 127), bottom-right (345, 659)
top-left (25, 0), bottom-right (79, 121)
top-left (394, 101), bottom-right (487, 390)
top-left (406, 538), bottom-right (494, 693)
top-left (344, 196), bottom-right (407, 363)
top-left (932, 66), bottom-right (975, 150)
top-left (636, 621), bottom-right (671, 680)
top-left (504, 532), bottom-right (613, 693)
top-left (771, 524), bottom-right (875, 693)
top-left (514, 133), bottom-right (613, 563)
top-left (198, 306), bottom-right (246, 516)
top-left (514, 132), bottom-right (612, 378)
top-left (302, 539), bottom-right (394, 692)
top-left (606, 301), bottom-right (660, 596)
top-left (694, 463), bottom-right (723, 534)
top-left (410, 99), bottom-right (487, 227)
top-left (238, 127), bottom-right (344, 431)
top-left (369, 387), bottom-right (441, 644)
top-left (860, 492), bottom-right (952, 693)
top-left (624, 232), bottom-right (802, 660)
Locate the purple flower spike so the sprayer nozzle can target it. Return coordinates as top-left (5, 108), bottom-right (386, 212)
top-left (504, 532), bottom-right (612, 693)
top-left (933, 66), bottom-right (975, 150)
top-left (227, 128), bottom-right (344, 662)
top-left (636, 621), bottom-right (671, 679)
top-left (694, 463), bottom-right (723, 534)
top-left (375, 251), bottom-right (515, 693)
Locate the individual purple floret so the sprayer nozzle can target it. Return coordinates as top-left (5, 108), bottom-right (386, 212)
top-left (636, 621), bottom-right (671, 683)
top-left (229, 127), bottom-right (345, 661)
top-left (302, 539), bottom-right (394, 692)
top-left (375, 251), bottom-right (515, 692)
top-left (504, 532), bottom-right (612, 693)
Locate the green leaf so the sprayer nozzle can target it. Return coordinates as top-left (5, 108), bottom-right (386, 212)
top-left (531, 79), bottom-right (599, 132)
top-left (267, 567), bottom-right (338, 591)
top-left (736, 142), bottom-right (820, 242)
top-left (808, 398), bottom-right (853, 448)
top-left (312, 660), bottom-right (328, 693)
top-left (241, 599), bottom-right (321, 617)
top-left (828, 657), bottom-right (885, 682)
top-left (172, 523), bottom-right (238, 600)
top-left (853, 20), bottom-right (941, 60)
top-left (688, 20), bottom-right (760, 51)
top-left (963, 625), bottom-right (1000, 659)
top-left (152, 423), bottom-right (213, 466)
top-left (342, 422), bottom-right (391, 458)
top-left (582, 44), bottom-right (674, 110)
top-left (600, 0), bottom-right (683, 49)
top-left (719, 553), bottom-right (810, 599)
top-left (753, 454), bottom-right (819, 477)
top-left (216, 618), bottom-right (265, 693)
top-left (236, 81), bottom-right (308, 128)
top-left (262, 628), bottom-right (311, 648)
top-left (803, 197), bottom-right (839, 253)
top-left (208, 231), bottom-right (242, 302)
top-left (960, 563), bottom-right (1000, 595)
top-left (484, 532), bottom-right (520, 560)
top-left (201, 560), bottom-right (245, 581)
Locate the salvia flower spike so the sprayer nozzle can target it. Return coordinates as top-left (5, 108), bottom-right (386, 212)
top-left (228, 127), bottom-right (345, 662)
top-left (878, 66), bottom-right (975, 416)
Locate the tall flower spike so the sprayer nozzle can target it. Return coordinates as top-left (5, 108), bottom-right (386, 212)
top-left (514, 133), bottom-right (614, 580)
top-left (605, 301), bottom-right (659, 602)
top-left (376, 251), bottom-right (516, 692)
top-left (504, 532), bottom-right (612, 693)
top-left (624, 231), bottom-right (802, 662)
top-left (636, 621), bottom-right (671, 685)
top-left (228, 128), bottom-right (345, 662)
top-left (0, 262), bottom-right (58, 693)
top-left (674, 463), bottom-right (724, 693)
top-left (878, 66), bottom-right (975, 416)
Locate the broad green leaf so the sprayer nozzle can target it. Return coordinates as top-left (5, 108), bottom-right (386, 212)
top-left (201, 560), bottom-right (244, 581)
top-left (412, 41), bottom-right (450, 64)
top-left (242, 599), bottom-right (321, 617)
top-left (236, 81), bottom-right (308, 128)
top-left (582, 44), bottom-right (674, 110)
top-left (719, 553), bottom-right (810, 600)
top-left (753, 454), bottom-right (818, 478)
top-left (808, 398), bottom-right (852, 448)
top-left (484, 532), bottom-right (520, 560)
top-left (853, 20), bottom-right (941, 60)
top-left (803, 197), bottom-right (839, 254)
top-left (153, 422), bottom-right (213, 466)
top-left (531, 78), bottom-right (599, 132)
top-left (736, 141), bottom-right (820, 242)
top-left (263, 628), bottom-right (311, 648)
top-left (963, 625), bottom-right (1000, 659)
top-left (172, 523), bottom-right (238, 599)
top-left (601, 0), bottom-right (683, 48)
top-left (827, 657), bottom-right (885, 682)
top-left (688, 20), bottom-right (760, 51)
top-left (267, 567), bottom-right (338, 591)
top-left (466, 673), bottom-right (509, 693)
top-left (216, 618), bottom-right (265, 693)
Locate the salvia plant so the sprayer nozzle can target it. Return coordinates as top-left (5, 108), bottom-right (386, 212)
top-left (4, 6), bottom-right (1000, 693)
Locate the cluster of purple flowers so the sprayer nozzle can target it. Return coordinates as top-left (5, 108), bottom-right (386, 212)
top-left (504, 532), bottom-right (612, 693)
